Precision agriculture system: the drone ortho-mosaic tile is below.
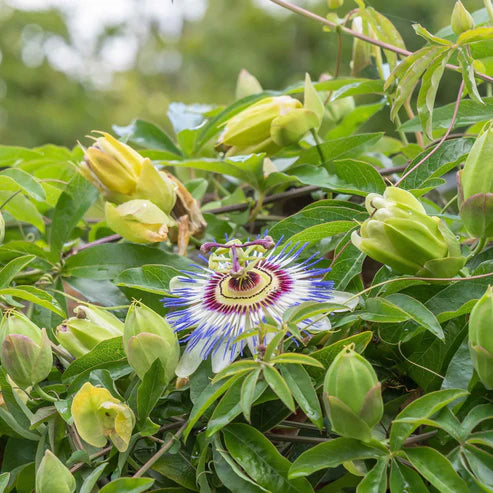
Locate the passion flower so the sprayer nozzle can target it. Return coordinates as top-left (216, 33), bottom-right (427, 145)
top-left (164, 236), bottom-right (355, 377)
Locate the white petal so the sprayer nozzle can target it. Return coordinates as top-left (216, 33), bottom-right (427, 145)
top-left (331, 290), bottom-right (359, 311)
top-left (212, 341), bottom-right (241, 373)
top-left (169, 276), bottom-right (191, 294)
top-left (175, 339), bottom-right (207, 378)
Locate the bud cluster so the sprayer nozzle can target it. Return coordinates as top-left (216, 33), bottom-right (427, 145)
top-left (80, 131), bottom-right (206, 245)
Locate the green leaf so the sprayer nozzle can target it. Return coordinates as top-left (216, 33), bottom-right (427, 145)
top-left (290, 159), bottom-right (386, 196)
top-left (0, 169), bottom-right (46, 201)
top-left (137, 359), bottom-right (166, 423)
top-left (98, 478), bottom-right (154, 493)
top-left (404, 447), bottom-right (468, 493)
top-left (400, 97), bottom-right (493, 132)
top-left (223, 423), bottom-right (314, 492)
top-left (457, 26), bottom-right (493, 44)
top-left (461, 404), bottom-right (493, 438)
top-left (390, 389), bottom-right (468, 450)
top-left (294, 133), bottom-right (383, 165)
top-left (79, 463), bottom-right (107, 493)
top-left (269, 205), bottom-right (367, 241)
top-left (0, 407), bottom-right (39, 440)
top-left (241, 368), bottom-right (262, 423)
top-left (308, 332), bottom-right (373, 381)
top-left (0, 255), bottom-right (35, 289)
top-left (263, 365), bottom-right (295, 412)
top-left (462, 444), bottom-right (493, 488)
top-left (0, 146), bottom-right (43, 166)
top-left (389, 459), bottom-right (429, 493)
top-left (280, 365), bottom-right (323, 429)
top-left (289, 437), bottom-right (385, 478)
top-left (0, 286), bottom-right (65, 316)
top-left (50, 173), bottom-right (99, 256)
top-left (212, 360), bottom-right (261, 383)
top-left (0, 472), bottom-right (10, 493)
top-left (458, 49), bottom-right (483, 105)
top-left (0, 191), bottom-right (45, 232)
top-left (398, 138), bottom-right (473, 191)
top-left (207, 376), bottom-right (267, 436)
top-left (417, 49), bottom-right (453, 139)
top-left (184, 374), bottom-right (243, 440)
top-left (64, 243), bottom-right (190, 280)
top-left (271, 353), bottom-right (324, 368)
top-left (62, 337), bottom-right (125, 382)
top-left (151, 451), bottom-right (198, 491)
top-left (283, 301), bottom-right (348, 325)
top-left (441, 337), bottom-right (473, 391)
top-left (288, 221), bottom-right (356, 245)
top-left (413, 24), bottom-right (452, 45)
top-left (114, 265), bottom-right (181, 295)
top-left (113, 119), bottom-right (181, 157)
top-left (356, 457), bottom-right (388, 493)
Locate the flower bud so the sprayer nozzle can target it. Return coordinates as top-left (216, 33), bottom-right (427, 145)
top-left (451, 1), bottom-right (474, 35)
top-left (323, 344), bottom-right (383, 441)
top-left (458, 127), bottom-right (493, 239)
top-left (71, 382), bottom-right (135, 452)
top-left (351, 187), bottom-right (466, 277)
top-left (56, 305), bottom-right (124, 358)
top-left (469, 286), bottom-right (493, 389)
top-left (124, 301), bottom-right (180, 383)
top-left (235, 69), bottom-right (263, 100)
top-left (0, 311), bottom-right (52, 388)
top-left (36, 450), bottom-right (76, 493)
top-left (328, 0), bottom-right (344, 8)
top-left (218, 96), bottom-right (303, 156)
top-left (105, 199), bottom-right (175, 244)
top-left (80, 132), bottom-right (144, 196)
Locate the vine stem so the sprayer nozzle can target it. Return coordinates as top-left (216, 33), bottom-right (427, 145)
top-left (268, 0), bottom-right (493, 84)
top-left (133, 421), bottom-right (187, 478)
top-left (395, 80), bottom-right (465, 187)
top-left (33, 384), bottom-right (57, 403)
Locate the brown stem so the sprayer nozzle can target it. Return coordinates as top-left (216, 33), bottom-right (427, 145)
top-left (268, 0), bottom-right (493, 85)
top-left (68, 233), bottom-right (121, 256)
top-left (133, 421), bottom-right (187, 478)
top-left (69, 446), bottom-right (113, 473)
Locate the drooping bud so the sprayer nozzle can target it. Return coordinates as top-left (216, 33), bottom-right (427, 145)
top-left (235, 69), bottom-right (263, 100)
top-left (80, 132), bottom-right (144, 196)
top-left (36, 450), bottom-right (76, 493)
top-left (458, 126), bottom-right (493, 239)
top-left (469, 286), bottom-right (493, 389)
top-left (351, 187), bottom-right (466, 277)
top-left (105, 199), bottom-right (175, 244)
top-left (0, 311), bottom-right (52, 389)
top-left (56, 305), bottom-right (124, 358)
top-left (124, 301), bottom-right (179, 383)
top-left (328, 0), bottom-right (344, 8)
top-left (71, 382), bottom-right (135, 452)
top-left (323, 344), bottom-right (383, 442)
top-left (451, 1), bottom-right (474, 35)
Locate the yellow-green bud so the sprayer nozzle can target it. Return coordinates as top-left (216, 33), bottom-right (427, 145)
top-left (71, 382), bottom-right (135, 452)
top-left (328, 0), bottom-right (344, 8)
top-left (451, 1), bottom-right (474, 35)
top-left (36, 450), bottom-right (76, 493)
top-left (56, 305), bottom-right (124, 358)
top-left (323, 344), bottom-right (383, 442)
top-left (80, 132), bottom-right (144, 196)
top-left (105, 199), bottom-right (175, 244)
top-left (469, 286), bottom-right (493, 389)
top-left (458, 127), bottom-right (493, 239)
top-left (218, 96), bottom-right (303, 156)
top-left (0, 311), bottom-right (52, 389)
top-left (124, 301), bottom-right (180, 383)
top-left (235, 69), bottom-right (263, 100)
top-left (351, 187), bottom-right (466, 277)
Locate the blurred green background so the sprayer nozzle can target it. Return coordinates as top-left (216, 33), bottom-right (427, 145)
top-left (0, 0), bottom-right (485, 147)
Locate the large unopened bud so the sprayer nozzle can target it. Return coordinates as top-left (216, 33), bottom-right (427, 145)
top-left (323, 344), bottom-right (383, 441)
top-left (0, 311), bottom-right (52, 389)
top-left (71, 382), bottom-right (135, 452)
top-left (56, 305), bottom-right (124, 358)
top-left (80, 132), bottom-right (144, 196)
top-left (105, 199), bottom-right (175, 244)
top-left (124, 301), bottom-right (179, 383)
top-left (36, 450), bottom-right (76, 493)
top-left (351, 187), bottom-right (466, 277)
top-left (469, 286), bottom-right (493, 389)
top-left (458, 126), bottom-right (493, 239)
top-left (451, 1), bottom-right (474, 35)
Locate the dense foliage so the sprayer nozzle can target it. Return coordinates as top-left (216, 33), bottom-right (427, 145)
top-left (0, 1), bottom-right (492, 491)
